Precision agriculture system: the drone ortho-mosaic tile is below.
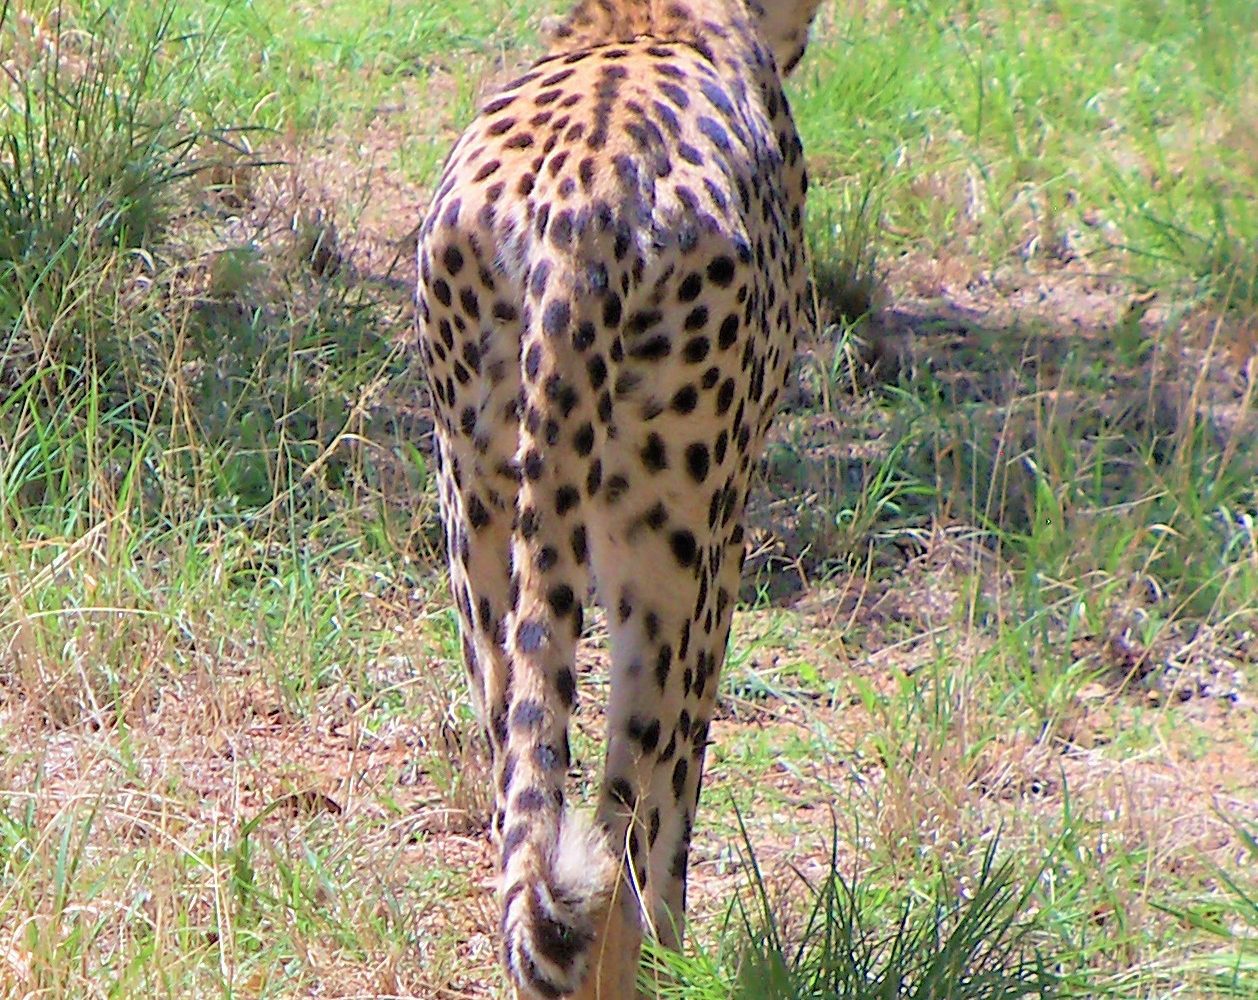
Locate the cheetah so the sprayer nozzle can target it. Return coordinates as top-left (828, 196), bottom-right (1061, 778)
top-left (415, 1), bottom-right (822, 995)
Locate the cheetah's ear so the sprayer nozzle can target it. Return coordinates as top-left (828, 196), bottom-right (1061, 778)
top-left (754, 0), bottom-right (825, 76)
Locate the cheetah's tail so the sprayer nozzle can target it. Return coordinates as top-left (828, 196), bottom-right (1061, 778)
top-left (502, 808), bottom-right (619, 996)
top-left (497, 246), bottom-right (627, 996)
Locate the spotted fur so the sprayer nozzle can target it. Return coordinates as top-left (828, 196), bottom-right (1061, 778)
top-left (415, 2), bottom-right (823, 995)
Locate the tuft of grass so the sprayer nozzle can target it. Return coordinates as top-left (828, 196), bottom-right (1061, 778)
top-left (1, 0), bottom-right (200, 367)
top-left (645, 818), bottom-right (1056, 1000)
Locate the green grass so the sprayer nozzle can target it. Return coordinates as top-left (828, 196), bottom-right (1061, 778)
top-left (794, 0), bottom-right (1258, 299)
top-left (645, 824), bottom-right (1056, 1000)
top-left (1, 0), bottom-right (1256, 996)
top-left (53, 0), bottom-right (556, 130)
